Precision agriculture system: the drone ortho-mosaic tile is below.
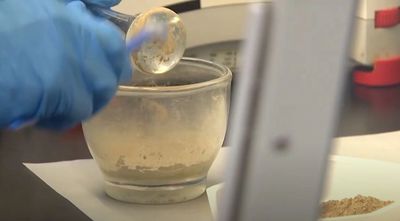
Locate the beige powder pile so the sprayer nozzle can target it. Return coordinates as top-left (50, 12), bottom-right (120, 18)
top-left (321, 195), bottom-right (393, 218)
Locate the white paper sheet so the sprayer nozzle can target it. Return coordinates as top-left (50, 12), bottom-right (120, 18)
top-left (24, 131), bottom-right (400, 221)
top-left (206, 156), bottom-right (400, 221)
top-left (205, 132), bottom-right (400, 220)
top-left (333, 131), bottom-right (400, 163)
top-left (24, 148), bottom-right (228, 221)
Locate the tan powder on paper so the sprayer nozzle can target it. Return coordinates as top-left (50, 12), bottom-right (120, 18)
top-left (321, 195), bottom-right (393, 218)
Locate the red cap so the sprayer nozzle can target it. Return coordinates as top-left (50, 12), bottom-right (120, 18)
top-left (375, 7), bottom-right (400, 28)
top-left (353, 56), bottom-right (400, 87)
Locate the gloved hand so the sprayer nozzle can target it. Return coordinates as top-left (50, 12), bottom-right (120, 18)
top-left (79, 0), bottom-right (121, 7)
top-left (0, 0), bottom-right (132, 130)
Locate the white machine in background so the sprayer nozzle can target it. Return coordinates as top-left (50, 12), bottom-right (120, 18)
top-left (115, 0), bottom-right (400, 87)
top-left (352, 0), bottom-right (400, 86)
top-left (178, 1), bottom-right (269, 75)
top-left (114, 0), bottom-right (263, 75)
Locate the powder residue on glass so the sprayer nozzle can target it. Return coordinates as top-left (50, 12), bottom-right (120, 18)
top-left (84, 86), bottom-right (228, 186)
top-left (127, 7), bottom-right (186, 74)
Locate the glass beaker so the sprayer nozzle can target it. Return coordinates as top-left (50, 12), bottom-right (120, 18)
top-left (92, 7), bottom-right (186, 74)
top-left (82, 58), bottom-right (232, 204)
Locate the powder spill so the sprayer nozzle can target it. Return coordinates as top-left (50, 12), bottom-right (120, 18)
top-left (321, 195), bottom-right (393, 218)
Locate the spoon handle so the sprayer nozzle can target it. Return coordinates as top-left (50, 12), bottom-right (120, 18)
top-left (90, 6), bottom-right (136, 34)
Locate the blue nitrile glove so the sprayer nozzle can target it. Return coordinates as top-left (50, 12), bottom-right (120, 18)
top-left (80, 0), bottom-right (121, 7)
top-left (0, 0), bottom-right (132, 130)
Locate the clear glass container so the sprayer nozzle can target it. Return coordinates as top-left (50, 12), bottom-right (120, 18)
top-left (82, 58), bottom-right (231, 204)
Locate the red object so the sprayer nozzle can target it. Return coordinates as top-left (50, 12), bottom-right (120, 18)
top-left (353, 56), bottom-right (400, 87)
top-left (375, 7), bottom-right (400, 28)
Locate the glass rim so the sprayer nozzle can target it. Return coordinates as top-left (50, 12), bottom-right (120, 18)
top-left (118, 57), bottom-right (232, 93)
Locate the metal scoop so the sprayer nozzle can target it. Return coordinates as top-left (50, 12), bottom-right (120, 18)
top-left (92, 7), bottom-right (186, 75)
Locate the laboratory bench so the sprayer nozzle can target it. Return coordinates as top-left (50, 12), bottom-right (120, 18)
top-left (1, 78), bottom-right (400, 221)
